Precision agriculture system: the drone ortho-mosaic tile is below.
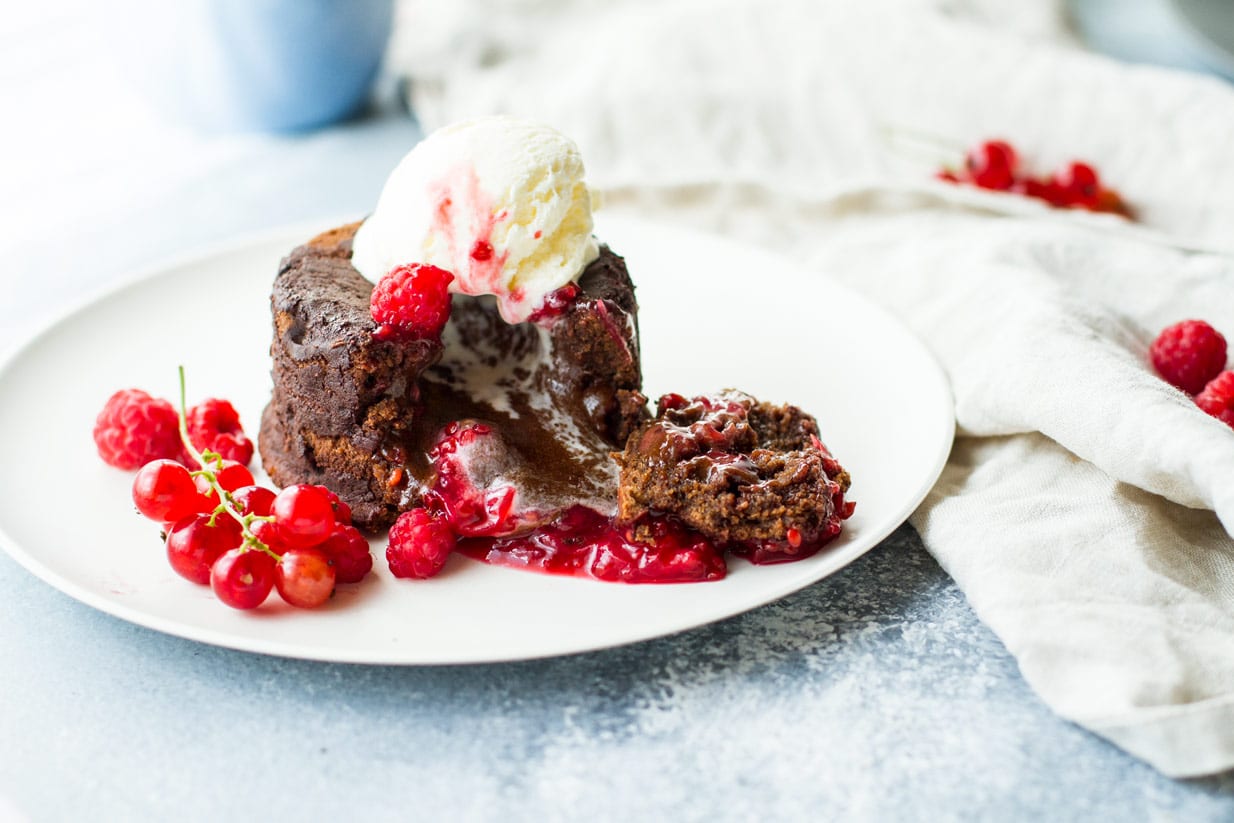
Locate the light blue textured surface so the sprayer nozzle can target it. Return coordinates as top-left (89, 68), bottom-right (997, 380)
top-left (3, 526), bottom-right (1232, 821)
top-left (2, 5), bottom-right (1234, 818)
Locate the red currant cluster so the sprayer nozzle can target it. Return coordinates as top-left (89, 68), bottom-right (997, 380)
top-left (105, 371), bottom-right (372, 610)
top-left (137, 460), bottom-right (369, 609)
top-left (1150, 320), bottom-right (1234, 428)
top-left (937, 139), bottom-right (1132, 217)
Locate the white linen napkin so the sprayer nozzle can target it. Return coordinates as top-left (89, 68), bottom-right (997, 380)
top-left (389, 0), bottom-right (1234, 776)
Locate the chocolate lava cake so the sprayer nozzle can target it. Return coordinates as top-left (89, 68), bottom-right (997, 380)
top-left (259, 222), bottom-right (646, 531)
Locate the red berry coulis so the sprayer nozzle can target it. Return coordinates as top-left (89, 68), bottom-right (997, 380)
top-left (456, 506), bottom-right (726, 584)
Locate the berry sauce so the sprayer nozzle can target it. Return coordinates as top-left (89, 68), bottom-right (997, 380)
top-left (408, 363), bottom-right (851, 583)
top-left (456, 506), bottom-right (726, 584)
top-left (428, 164), bottom-right (510, 301)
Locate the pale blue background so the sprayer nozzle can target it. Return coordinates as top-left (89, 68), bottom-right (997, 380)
top-left (106, 0), bottom-right (394, 132)
top-left (1, 2), bottom-right (1233, 820)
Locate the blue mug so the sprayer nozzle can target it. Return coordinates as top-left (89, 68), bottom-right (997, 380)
top-left (113, 0), bottom-right (394, 133)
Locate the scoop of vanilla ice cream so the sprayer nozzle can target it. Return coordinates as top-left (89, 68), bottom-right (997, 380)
top-left (351, 116), bottom-right (600, 324)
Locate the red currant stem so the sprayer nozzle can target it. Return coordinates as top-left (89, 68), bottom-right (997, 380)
top-left (241, 514), bottom-right (282, 560)
top-left (243, 533), bottom-right (281, 560)
top-left (175, 366), bottom-right (279, 560)
top-left (177, 366), bottom-right (208, 468)
top-left (188, 460), bottom-right (243, 512)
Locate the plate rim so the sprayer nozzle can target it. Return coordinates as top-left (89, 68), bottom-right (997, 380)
top-left (0, 216), bottom-right (955, 665)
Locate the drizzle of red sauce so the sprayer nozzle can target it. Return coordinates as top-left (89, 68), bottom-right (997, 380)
top-left (470, 241), bottom-right (494, 262)
top-left (456, 506), bottom-right (727, 584)
top-left (526, 283), bottom-right (582, 324)
top-left (427, 165), bottom-right (510, 298)
top-left (435, 197), bottom-right (453, 224)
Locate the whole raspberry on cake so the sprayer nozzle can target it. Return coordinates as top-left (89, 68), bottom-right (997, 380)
top-left (258, 116), bottom-right (852, 583)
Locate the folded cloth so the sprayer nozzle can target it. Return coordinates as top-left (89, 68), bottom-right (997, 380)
top-left (390, 0), bottom-right (1234, 776)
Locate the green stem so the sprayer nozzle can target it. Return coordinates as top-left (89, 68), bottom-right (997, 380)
top-left (177, 366), bottom-right (208, 468)
top-left (177, 365), bottom-right (279, 559)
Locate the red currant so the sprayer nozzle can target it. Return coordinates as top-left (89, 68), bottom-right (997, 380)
top-left (195, 460), bottom-right (256, 503)
top-left (231, 485), bottom-right (276, 517)
top-left (272, 484), bottom-right (336, 549)
top-left (311, 485), bottom-right (352, 525)
top-left (217, 461), bottom-right (255, 491)
top-left (275, 548), bottom-right (336, 608)
top-left (1053, 161), bottom-right (1100, 209)
top-left (966, 140), bottom-right (1017, 190)
top-left (250, 518), bottom-right (288, 555)
top-left (1012, 177), bottom-right (1069, 207)
top-left (210, 548), bottom-right (276, 609)
top-left (133, 460), bottom-right (209, 523)
top-left (165, 514), bottom-right (243, 585)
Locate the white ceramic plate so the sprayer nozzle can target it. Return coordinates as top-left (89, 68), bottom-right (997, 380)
top-left (0, 217), bottom-right (953, 664)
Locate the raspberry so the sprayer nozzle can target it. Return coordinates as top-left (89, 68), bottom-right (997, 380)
top-left (319, 523), bottom-right (373, 583)
top-left (386, 508), bottom-right (457, 579)
top-left (370, 263), bottom-right (454, 341)
top-left (186, 398), bottom-right (254, 465)
top-left (94, 389), bottom-right (183, 469)
top-left (1150, 320), bottom-right (1227, 395)
top-left (1196, 371), bottom-right (1234, 428)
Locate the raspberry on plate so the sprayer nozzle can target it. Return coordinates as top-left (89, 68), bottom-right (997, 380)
top-left (370, 263), bottom-right (454, 341)
top-left (319, 524), bottom-right (373, 583)
top-left (93, 389), bottom-right (184, 469)
top-left (186, 398), bottom-right (254, 465)
top-left (1196, 371), bottom-right (1234, 428)
top-left (1150, 320), bottom-right (1227, 395)
top-left (386, 508), bottom-right (457, 579)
